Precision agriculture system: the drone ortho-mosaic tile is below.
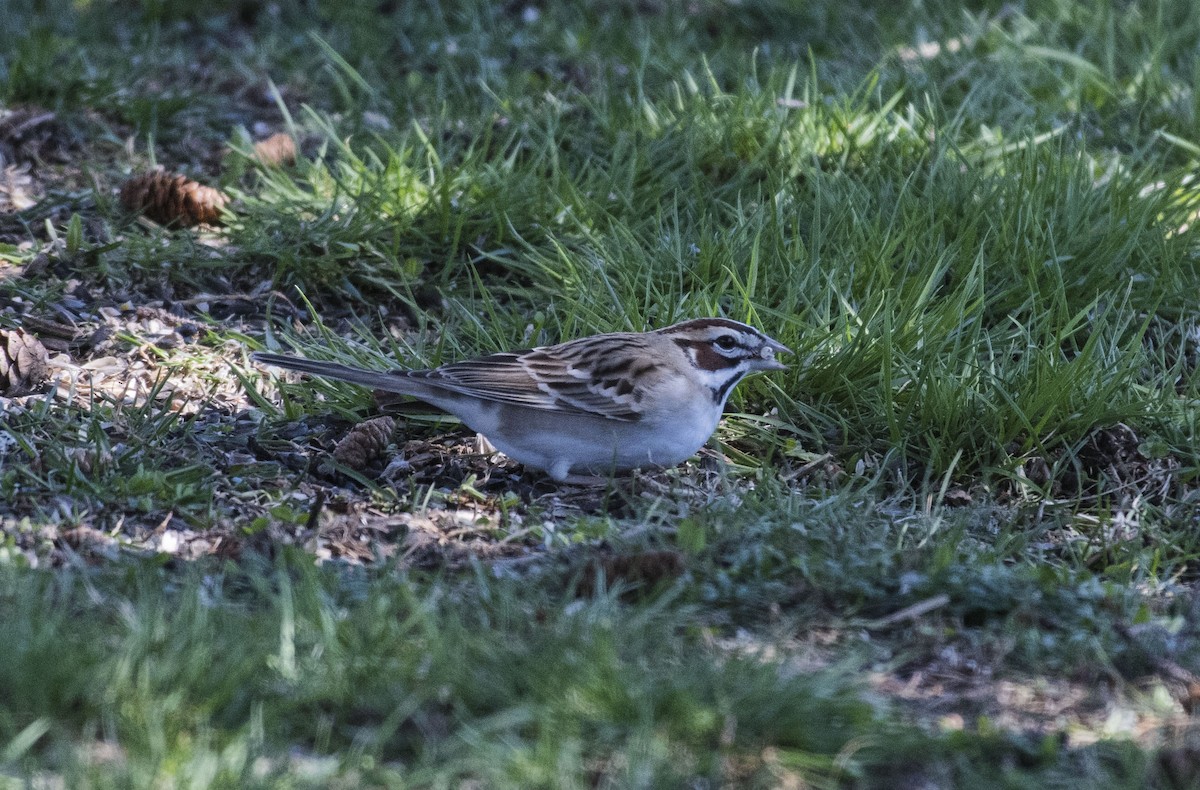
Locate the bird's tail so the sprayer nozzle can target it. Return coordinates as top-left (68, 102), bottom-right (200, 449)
top-left (252, 352), bottom-right (415, 394)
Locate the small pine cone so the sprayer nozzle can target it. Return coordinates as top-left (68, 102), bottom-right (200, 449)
top-left (253, 132), bottom-right (297, 166)
top-left (579, 549), bottom-right (686, 595)
top-left (119, 170), bottom-right (229, 227)
top-left (59, 525), bottom-right (113, 551)
top-left (333, 416), bottom-right (396, 470)
top-left (0, 328), bottom-right (49, 396)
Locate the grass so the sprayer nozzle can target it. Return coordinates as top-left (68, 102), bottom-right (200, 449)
top-left (3, 0), bottom-right (1200, 785)
top-left (0, 556), bottom-right (902, 787)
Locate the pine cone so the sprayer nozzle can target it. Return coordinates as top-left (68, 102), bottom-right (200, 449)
top-left (59, 525), bottom-right (113, 551)
top-left (333, 416), bottom-right (396, 470)
top-left (253, 132), bottom-right (297, 166)
top-left (578, 550), bottom-right (686, 596)
top-left (0, 328), bottom-right (49, 396)
top-left (119, 170), bottom-right (229, 227)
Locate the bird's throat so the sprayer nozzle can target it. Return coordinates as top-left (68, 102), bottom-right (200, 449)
top-left (711, 369), bottom-right (747, 405)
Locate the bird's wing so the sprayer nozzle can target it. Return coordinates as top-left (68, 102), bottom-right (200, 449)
top-left (403, 335), bottom-right (659, 422)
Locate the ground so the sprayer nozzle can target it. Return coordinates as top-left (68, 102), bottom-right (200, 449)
top-left (2, 0), bottom-right (1200, 786)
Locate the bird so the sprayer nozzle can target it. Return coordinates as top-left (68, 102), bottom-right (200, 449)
top-left (253, 317), bottom-right (791, 482)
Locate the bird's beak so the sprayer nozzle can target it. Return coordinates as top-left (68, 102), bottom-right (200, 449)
top-left (756, 336), bottom-right (792, 370)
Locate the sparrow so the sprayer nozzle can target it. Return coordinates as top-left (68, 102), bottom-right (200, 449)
top-left (253, 317), bottom-right (791, 482)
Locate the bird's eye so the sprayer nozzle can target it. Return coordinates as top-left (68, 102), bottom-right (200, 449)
top-left (714, 335), bottom-right (737, 351)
